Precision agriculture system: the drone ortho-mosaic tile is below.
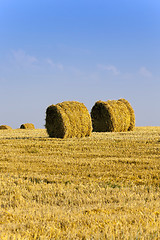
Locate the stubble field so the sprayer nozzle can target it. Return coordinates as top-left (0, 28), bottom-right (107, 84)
top-left (0, 127), bottom-right (160, 239)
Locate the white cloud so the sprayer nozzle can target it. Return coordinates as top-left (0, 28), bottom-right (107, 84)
top-left (98, 64), bottom-right (120, 75)
top-left (12, 49), bottom-right (38, 67)
top-left (139, 67), bottom-right (152, 78)
top-left (46, 58), bottom-right (63, 70)
top-left (10, 51), bottom-right (64, 71)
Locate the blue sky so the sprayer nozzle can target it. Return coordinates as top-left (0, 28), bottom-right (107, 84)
top-left (0, 0), bottom-right (160, 128)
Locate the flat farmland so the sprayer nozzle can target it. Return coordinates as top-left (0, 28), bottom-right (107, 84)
top-left (0, 127), bottom-right (160, 239)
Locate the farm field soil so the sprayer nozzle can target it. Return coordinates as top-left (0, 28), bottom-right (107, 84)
top-left (0, 127), bottom-right (160, 239)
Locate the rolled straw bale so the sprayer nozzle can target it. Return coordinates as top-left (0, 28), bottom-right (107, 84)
top-left (20, 123), bottom-right (35, 129)
top-left (118, 98), bottom-right (135, 131)
top-left (45, 101), bottom-right (92, 138)
top-left (91, 99), bottom-right (135, 132)
top-left (0, 125), bottom-right (12, 130)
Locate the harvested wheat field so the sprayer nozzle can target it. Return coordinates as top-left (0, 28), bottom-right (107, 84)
top-left (0, 127), bottom-right (160, 239)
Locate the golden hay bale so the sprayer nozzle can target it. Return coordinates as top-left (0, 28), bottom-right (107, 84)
top-left (45, 101), bottom-right (92, 138)
top-left (0, 125), bottom-right (12, 130)
top-left (91, 99), bottom-right (135, 132)
top-left (20, 123), bottom-right (35, 129)
top-left (118, 98), bottom-right (135, 131)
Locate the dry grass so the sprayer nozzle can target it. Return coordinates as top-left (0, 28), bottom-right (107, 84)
top-left (0, 127), bottom-right (160, 239)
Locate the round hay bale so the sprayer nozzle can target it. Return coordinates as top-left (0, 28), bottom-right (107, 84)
top-left (118, 98), bottom-right (135, 131)
top-left (0, 125), bottom-right (12, 130)
top-left (20, 123), bottom-right (35, 129)
top-left (91, 99), bottom-right (134, 132)
top-left (45, 101), bottom-right (92, 138)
